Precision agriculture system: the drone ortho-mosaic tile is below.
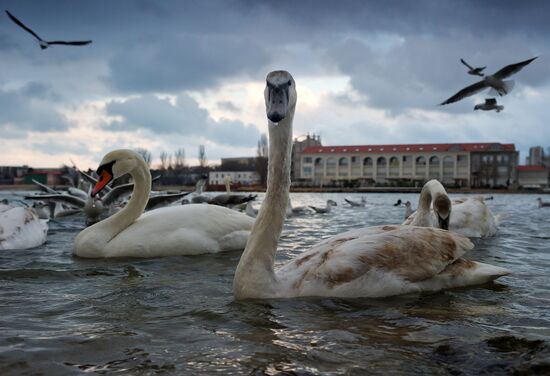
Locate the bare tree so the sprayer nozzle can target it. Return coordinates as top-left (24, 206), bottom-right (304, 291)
top-left (256, 133), bottom-right (268, 157)
top-left (174, 148), bottom-right (186, 170)
top-left (135, 148), bottom-right (152, 167)
top-left (160, 151), bottom-right (169, 170)
top-left (198, 145), bottom-right (207, 168)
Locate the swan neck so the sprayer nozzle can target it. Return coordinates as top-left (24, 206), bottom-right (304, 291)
top-left (99, 159), bottom-right (151, 240)
top-left (234, 108), bottom-right (294, 298)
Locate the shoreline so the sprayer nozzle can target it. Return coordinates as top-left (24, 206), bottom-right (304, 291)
top-left (1, 184), bottom-right (548, 194)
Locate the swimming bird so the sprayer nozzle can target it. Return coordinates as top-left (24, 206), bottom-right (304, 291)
top-left (5, 10), bottom-right (92, 50)
top-left (286, 198), bottom-right (311, 217)
top-left (474, 98), bottom-right (504, 112)
top-left (404, 180), bottom-right (498, 238)
top-left (309, 199), bottom-right (337, 214)
top-left (393, 199), bottom-right (403, 207)
top-left (441, 57), bottom-right (538, 105)
top-left (345, 197), bottom-right (366, 207)
top-left (403, 201), bottom-right (414, 220)
top-left (0, 201), bottom-right (48, 250)
top-left (537, 198), bottom-right (550, 208)
top-left (73, 149), bottom-right (254, 258)
top-left (460, 58), bottom-right (486, 77)
top-left (233, 70), bottom-right (510, 300)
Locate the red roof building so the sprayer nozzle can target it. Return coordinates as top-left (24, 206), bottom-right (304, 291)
top-left (295, 141), bottom-right (519, 189)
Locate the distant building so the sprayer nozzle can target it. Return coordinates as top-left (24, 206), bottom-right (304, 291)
top-left (208, 171), bottom-right (260, 186)
top-left (297, 142), bottom-right (518, 188)
top-left (0, 165), bottom-right (29, 184)
top-left (22, 169), bottom-right (64, 186)
top-left (291, 134), bottom-right (322, 181)
top-left (527, 146), bottom-right (545, 166)
top-left (208, 157), bottom-right (263, 187)
top-left (517, 165), bottom-right (548, 189)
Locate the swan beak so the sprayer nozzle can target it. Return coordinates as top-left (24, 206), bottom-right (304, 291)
top-left (267, 86), bottom-right (289, 123)
top-left (92, 170), bottom-right (113, 197)
top-left (437, 215), bottom-right (449, 231)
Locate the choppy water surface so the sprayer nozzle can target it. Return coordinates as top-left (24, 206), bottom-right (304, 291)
top-left (1, 192), bottom-right (549, 375)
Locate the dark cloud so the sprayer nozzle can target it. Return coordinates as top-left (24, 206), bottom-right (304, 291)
top-left (0, 86), bottom-right (68, 132)
top-left (107, 34), bottom-right (271, 93)
top-left (105, 94), bottom-right (260, 147)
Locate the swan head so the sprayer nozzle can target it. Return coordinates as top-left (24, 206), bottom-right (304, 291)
top-left (265, 70), bottom-right (297, 123)
top-left (92, 149), bottom-right (142, 197)
top-left (433, 193), bottom-right (451, 230)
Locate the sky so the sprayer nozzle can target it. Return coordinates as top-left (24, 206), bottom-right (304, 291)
top-left (0, 0), bottom-right (549, 169)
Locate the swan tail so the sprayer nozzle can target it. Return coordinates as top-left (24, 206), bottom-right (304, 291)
top-left (431, 259), bottom-right (511, 290)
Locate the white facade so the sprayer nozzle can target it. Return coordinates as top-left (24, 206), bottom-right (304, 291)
top-left (209, 171), bottom-right (260, 186)
top-left (300, 152), bottom-right (470, 186)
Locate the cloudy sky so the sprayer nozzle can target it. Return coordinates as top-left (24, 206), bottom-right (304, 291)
top-left (1, 0), bottom-right (549, 169)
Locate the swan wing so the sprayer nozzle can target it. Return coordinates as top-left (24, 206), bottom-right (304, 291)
top-left (100, 204), bottom-right (254, 257)
top-left (440, 80), bottom-right (488, 105)
top-left (277, 225), bottom-right (478, 297)
top-left (493, 57), bottom-right (537, 80)
top-left (0, 207), bottom-right (48, 250)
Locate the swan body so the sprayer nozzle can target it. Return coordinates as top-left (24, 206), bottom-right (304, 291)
top-left (0, 204), bottom-right (48, 250)
top-left (233, 71), bottom-right (509, 300)
top-left (404, 180), bottom-right (498, 238)
top-left (74, 150), bottom-right (254, 258)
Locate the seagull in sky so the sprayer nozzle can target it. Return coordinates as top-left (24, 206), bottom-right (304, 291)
top-left (5, 10), bottom-right (92, 50)
top-left (460, 58), bottom-right (486, 77)
top-left (474, 98), bottom-right (504, 113)
top-left (441, 57), bottom-right (538, 105)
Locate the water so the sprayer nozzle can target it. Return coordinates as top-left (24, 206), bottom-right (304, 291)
top-left (1, 192), bottom-right (549, 375)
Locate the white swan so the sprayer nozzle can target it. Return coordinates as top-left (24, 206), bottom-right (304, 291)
top-left (233, 71), bottom-right (510, 300)
top-left (0, 202), bottom-right (48, 250)
top-left (73, 150), bottom-right (255, 258)
top-left (404, 180), bottom-right (498, 238)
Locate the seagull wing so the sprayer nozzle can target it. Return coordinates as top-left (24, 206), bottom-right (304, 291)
top-left (31, 179), bottom-right (59, 194)
top-left (486, 98), bottom-right (497, 105)
top-left (47, 40), bottom-right (92, 46)
top-left (440, 80), bottom-right (488, 105)
top-left (493, 57), bottom-right (538, 80)
top-left (460, 58), bottom-right (474, 70)
top-left (5, 10), bottom-right (43, 41)
top-left (25, 193), bottom-right (86, 208)
top-left (145, 192), bottom-right (191, 211)
top-left (101, 183), bottom-right (134, 206)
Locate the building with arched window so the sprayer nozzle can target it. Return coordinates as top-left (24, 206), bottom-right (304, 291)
top-left (297, 142), bottom-right (518, 188)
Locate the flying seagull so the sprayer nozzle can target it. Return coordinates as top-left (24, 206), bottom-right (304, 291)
top-left (5, 10), bottom-right (92, 50)
top-left (474, 98), bottom-right (504, 113)
top-left (441, 57), bottom-right (538, 105)
top-left (460, 58), bottom-right (486, 77)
